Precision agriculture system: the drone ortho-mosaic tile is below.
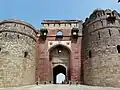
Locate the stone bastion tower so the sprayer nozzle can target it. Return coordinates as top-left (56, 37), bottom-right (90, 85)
top-left (0, 19), bottom-right (37, 87)
top-left (82, 9), bottom-right (120, 87)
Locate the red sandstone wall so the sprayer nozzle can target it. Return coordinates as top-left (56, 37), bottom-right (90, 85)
top-left (71, 37), bottom-right (82, 82)
top-left (36, 26), bottom-right (82, 83)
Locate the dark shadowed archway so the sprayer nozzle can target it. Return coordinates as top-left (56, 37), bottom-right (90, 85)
top-left (53, 65), bottom-right (66, 84)
top-left (49, 44), bottom-right (71, 84)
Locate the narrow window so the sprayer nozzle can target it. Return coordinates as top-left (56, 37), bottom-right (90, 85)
top-left (89, 51), bottom-right (92, 58)
top-left (24, 26), bottom-right (25, 29)
top-left (5, 33), bottom-right (7, 37)
top-left (0, 48), bottom-right (1, 51)
top-left (108, 29), bottom-right (111, 36)
top-left (24, 51), bottom-right (28, 58)
top-left (101, 20), bottom-right (103, 26)
top-left (98, 31), bottom-right (100, 39)
top-left (117, 45), bottom-right (120, 53)
top-left (17, 35), bottom-right (19, 39)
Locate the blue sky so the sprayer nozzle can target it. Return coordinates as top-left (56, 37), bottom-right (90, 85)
top-left (0, 0), bottom-right (120, 28)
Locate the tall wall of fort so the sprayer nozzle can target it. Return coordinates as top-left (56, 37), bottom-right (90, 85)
top-left (1, 8), bottom-right (120, 88)
top-left (82, 9), bottom-right (120, 87)
top-left (0, 20), bottom-right (37, 87)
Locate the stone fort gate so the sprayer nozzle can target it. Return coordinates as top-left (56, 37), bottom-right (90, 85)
top-left (36, 20), bottom-right (82, 84)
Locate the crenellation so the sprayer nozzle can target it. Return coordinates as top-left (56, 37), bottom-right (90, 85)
top-left (42, 20), bottom-right (82, 30)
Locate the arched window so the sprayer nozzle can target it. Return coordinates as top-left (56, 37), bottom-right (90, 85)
top-left (57, 31), bottom-right (63, 36)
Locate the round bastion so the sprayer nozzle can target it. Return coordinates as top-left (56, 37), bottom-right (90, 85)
top-left (82, 9), bottom-right (120, 87)
top-left (0, 19), bottom-right (37, 87)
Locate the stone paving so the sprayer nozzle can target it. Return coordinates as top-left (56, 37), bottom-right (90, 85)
top-left (0, 84), bottom-right (120, 90)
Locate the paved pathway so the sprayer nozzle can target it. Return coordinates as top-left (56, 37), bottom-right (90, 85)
top-left (0, 84), bottom-right (120, 90)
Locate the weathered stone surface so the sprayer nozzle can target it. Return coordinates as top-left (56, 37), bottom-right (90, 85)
top-left (0, 20), bottom-right (37, 87)
top-left (1, 9), bottom-right (120, 88)
top-left (82, 9), bottom-right (120, 87)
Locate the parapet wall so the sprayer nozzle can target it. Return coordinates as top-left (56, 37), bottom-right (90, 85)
top-left (41, 20), bottom-right (82, 30)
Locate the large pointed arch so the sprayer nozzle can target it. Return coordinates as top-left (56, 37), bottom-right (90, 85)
top-left (48, 44), bottom-right (72, 83)
top-left (48, 44), bottom-right (71, 53)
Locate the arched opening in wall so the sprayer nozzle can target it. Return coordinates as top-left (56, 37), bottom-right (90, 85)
top-left (117, 45), bottom-right (120, 53)
top-left (56, 31), bottom-right (63, 40)
top-left (56, 73), bottom-right (65, 83)
top-left (53, 65), bottom-right (66, 84)
top-left (57, 31), bottom-right (63, 36)
top-left (49, 45), bottom-right (71, 84)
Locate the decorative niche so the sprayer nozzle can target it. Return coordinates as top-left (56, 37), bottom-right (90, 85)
top-left (71, 28), bottom-right (79, 38)
top-left (40, 28), bottom-right (48, 39)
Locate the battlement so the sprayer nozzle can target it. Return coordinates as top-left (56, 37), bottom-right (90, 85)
top-left (41, 20), bottom-right (81, 24)
top-left (41, 20), bottom-right (82, 29)
top-left (84, 9), bottom-right (120, 26)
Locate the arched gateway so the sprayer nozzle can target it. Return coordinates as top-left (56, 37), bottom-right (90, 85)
top-left (49, 45), bottom-right (71, 83)
top-left (37, 20), bottom-right (82, 84)
top-left (53, 65), bottom-right (66, 84)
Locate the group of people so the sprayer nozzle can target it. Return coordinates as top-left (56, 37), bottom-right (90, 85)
top-left (61, 80), bottom-right (69, 84)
